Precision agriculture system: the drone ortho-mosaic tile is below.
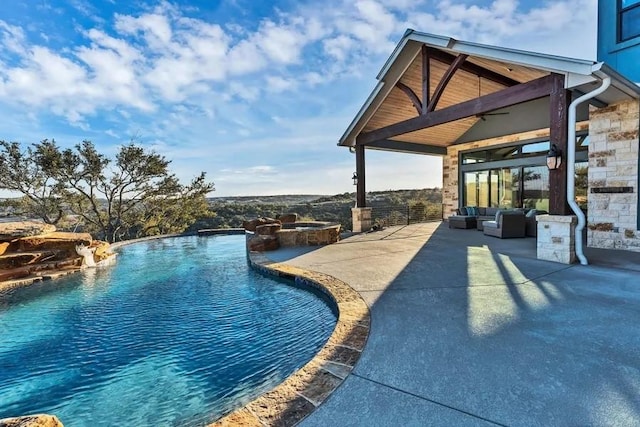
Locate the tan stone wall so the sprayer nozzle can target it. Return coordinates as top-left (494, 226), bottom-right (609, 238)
top-left (587, 99), bottom-right (640, 252)
top-left (442, 125), bottom-right (589, 219)
top-left (536, 214), bottom-right (577, 264)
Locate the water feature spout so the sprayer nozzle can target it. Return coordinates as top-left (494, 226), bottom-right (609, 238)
top-left (75, 244), bottom-right (96, 267)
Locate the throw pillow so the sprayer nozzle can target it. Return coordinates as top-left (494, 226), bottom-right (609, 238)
top-left (459, 207), bottom-right (468, 215)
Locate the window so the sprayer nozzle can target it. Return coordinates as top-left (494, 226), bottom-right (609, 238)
top-left (619, 0), bottom-right (640, 42)
top-left (460, 135), bottom-right (588, 209)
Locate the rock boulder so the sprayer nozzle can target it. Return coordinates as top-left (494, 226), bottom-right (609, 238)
top-left (243, 217), bottom-right (281, 232)
top-left (248, 235), bottom-right (280, 252)
top-left (255, 223), bottom-right (282, 236)
top-left (277, 213), bottom-right (298, 224)
top-left (0, 222), bottom-right (57, 242)
top-left (0, 414), bottom-right (64, 427)
top-left (17, 232), bottom-right (93, 252)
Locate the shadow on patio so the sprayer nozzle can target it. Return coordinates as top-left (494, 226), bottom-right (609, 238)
top-left (265, 222), bottom-right (640, 426)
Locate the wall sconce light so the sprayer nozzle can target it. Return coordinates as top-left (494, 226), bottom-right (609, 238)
top-left (546, 144), bottom-right (563, 170)
top-left (352, 172), bottom-right (358, 186)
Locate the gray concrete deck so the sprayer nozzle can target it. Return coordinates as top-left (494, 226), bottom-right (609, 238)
top-left (265, 222), bottom-right (640, 426)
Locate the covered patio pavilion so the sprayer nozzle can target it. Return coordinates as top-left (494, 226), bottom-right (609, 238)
top-left (340, 30), bottom-right (640, 234)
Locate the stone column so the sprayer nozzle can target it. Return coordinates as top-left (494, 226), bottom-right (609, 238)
top-left (351, 207), bottom-right (372, 233)
top-left (536, 215), bottom-right (577, 264)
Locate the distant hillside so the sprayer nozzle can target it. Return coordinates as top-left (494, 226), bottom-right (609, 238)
top-left (193, 188), bottom-right (442, 232)
top-left (209, 194), bottom-right (325, 205)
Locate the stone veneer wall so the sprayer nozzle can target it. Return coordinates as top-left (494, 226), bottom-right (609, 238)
top-left (442, 124), bottom-right (590, 219)
top-left (587, 99), bottom-right (640, 252)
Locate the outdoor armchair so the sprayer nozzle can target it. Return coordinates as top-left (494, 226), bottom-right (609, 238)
top-left (482, 210), bottom-right (526, 238)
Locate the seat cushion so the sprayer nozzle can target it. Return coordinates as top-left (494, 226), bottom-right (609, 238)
top-left (485, 207), bottom-right (499, 217)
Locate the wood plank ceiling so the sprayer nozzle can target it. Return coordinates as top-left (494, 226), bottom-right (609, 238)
top-left (363, 50), bottom-right (550, 146)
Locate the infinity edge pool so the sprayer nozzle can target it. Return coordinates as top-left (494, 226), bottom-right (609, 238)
top-left (211, 249), bottom-right (371, 426)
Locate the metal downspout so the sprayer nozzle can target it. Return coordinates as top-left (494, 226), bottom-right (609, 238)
top-left (568, 76), bottom-right (611, 265)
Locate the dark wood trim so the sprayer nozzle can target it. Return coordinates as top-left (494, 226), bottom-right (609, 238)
top-left (356, 145), bottom-right (366, 208)
top-left (458, 151), bottom-right (464, 208)
top-left (427, 48), bottom-right (520, 88)
top-left (357, 74), bottom-right (555, 145)
top-left (366, 139), bottom-right (447, 155)
top-left (395, 82), bottom-right (422, 115)
top-left (548, 73), bottom-right (571, 215)
top-left (426, 53), bottom-right (468, 113)
top-left (460, 155), bottom-right (550, 173)
top-left (421, 45), bottom-right (430, 115)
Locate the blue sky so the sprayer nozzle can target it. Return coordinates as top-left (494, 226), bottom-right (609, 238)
top-left (0, 0), bottom-right (597, 197)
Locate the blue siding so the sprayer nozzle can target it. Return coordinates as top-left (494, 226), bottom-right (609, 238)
top-left (598, 0), bottom-right (640, 81)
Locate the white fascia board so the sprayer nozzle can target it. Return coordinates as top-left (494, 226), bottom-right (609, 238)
top-left (566, 73), bottom-right (598, 89)
top-left (593, 62), bottom-right (640, 98)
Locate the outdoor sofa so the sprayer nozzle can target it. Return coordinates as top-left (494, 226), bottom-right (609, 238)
top-left (449, 206), bottom-right (548, 237)
top-left (482, 210), bottom-right (526, 238)
top-left (448, 207), bottom-right (500, 230)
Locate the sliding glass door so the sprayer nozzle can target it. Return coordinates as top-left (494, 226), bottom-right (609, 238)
top-left (464, 171), bottom-right (489, 207)
top-left (522, 166), bottom-right (549, 211)
top-left (464, 165), bottom-right (549, 209)
top-left (464, 168), bottom-right (520, 208)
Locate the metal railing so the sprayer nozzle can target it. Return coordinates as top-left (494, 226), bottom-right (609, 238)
top-left (370, 203), bottom-right (443, 228)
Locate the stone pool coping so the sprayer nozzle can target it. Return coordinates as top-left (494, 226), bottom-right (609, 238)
top-left (211, 250), bottom-right (370, 426)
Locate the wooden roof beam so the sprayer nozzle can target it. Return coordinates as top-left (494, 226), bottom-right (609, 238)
top-left (356, 74), bottom-right (556, 145)
top-left (395, 82), bottom-right (422, 115)
top-left (426, 53), bottom-right (469, 113)
top-left (366, 139), bottom-right (447, 155)
top-left (422, 45), bottom-right (430, 114)
top-left (427, 47), bottom-right (521, 88)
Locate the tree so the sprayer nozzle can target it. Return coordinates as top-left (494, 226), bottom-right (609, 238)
top-left (0, 139), bottom-right (215, 242)
top-left (0, 140), bottom-right (66, 224)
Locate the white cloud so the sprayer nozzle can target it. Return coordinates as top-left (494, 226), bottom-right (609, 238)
top-left (323, 35), bottom-right (355, 61)
top-left (0, 21), bottom-right (27, 55)
top-left (256, 21), bottom-right (305, 64)
top-left (266, 75), bottom-right (297, 93)
top-left (115, 12), bottom-right (174, 48)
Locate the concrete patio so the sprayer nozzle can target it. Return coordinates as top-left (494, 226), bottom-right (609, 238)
top-left (265, 222), bottom-right (640, 426)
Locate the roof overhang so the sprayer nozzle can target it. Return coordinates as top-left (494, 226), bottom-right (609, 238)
top-left (339, 30), bottom-right (640, 149)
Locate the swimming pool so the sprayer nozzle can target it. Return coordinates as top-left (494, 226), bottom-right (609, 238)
top-left (0, 235), bottom-right (337, 426)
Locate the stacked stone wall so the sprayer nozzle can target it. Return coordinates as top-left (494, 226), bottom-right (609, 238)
top-left (587, 100), bottom-right (640, 252)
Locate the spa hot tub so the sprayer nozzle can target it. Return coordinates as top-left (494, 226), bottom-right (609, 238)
top-left (277, 221), bottom-right (341, 247)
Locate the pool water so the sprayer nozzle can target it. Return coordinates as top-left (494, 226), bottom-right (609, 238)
top-left (0, 235), bottom-right (337, 426)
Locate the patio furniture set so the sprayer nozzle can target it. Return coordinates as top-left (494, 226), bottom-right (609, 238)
top-left (448, 207), bottom-right (547, 238)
